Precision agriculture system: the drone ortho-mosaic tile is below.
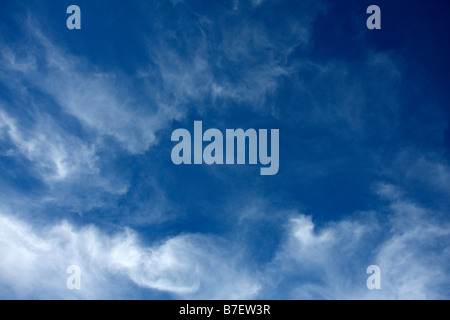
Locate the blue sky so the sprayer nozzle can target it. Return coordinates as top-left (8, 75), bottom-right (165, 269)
top-left (0, 0), bottom-right (449, 299)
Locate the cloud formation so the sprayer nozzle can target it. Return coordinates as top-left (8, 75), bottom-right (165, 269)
top-left (0, 211), bottom-right (259, 299)
top-left (0, 183), bottom-right (448, 299)
top-left (0, 27), bottom-right (172, 155)
top-left (0, 0), bottom-right (448, 300)
top-left (263, 184), bottom-right (450, 300)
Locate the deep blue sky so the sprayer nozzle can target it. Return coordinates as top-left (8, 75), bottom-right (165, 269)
top-left (0, 0), bottom-right (449, 299)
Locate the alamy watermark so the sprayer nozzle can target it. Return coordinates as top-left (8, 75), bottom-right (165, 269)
top-left (66, 4), bottom-right (380, 31)
top-left (171, 121), bottom-right (279, 175)
top-left (367, 5), bottom-right (381, 30)
top-left (66, 265), bottom-right (81, 290)
top-left (366, 265), bottom-right (381, 290)
top-left (66, 5), bottom-right (81, 30)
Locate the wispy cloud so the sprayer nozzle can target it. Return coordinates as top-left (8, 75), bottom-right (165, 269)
top-left (262, 184), bottom-right (450, 299)
top-left (1, 183), bottom-right (447, 299)
top-left (0, 110), bottom-right (98, 183)
top-left (139, 0), bottom-right (324, 114)
top-left (0, 25), bottom-right (174, 155)
top-left (0, 107), bottom-right (130, 213)
top-left (0, 0), bottom-right (448, 300)
top-left (0, 211), bottom-right (259, 299)
top-left (0, 19), bottom-right (184, 212)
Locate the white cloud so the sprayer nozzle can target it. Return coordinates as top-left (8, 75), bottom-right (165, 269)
top-left (0, 25), bottom-right (177, 155)
top-left (264, 184), bottom-right (450, 299)
top-left (0, 4), bottom-right (448, 301)
top-left (0, 211), bottom-right (259, 299)
top-left (0, 22), bottom-right (182, 211)
top-left (389, 150), bottom-right (450, 199)
top-left (127, 234), bottom-right (260, 299)
top-left (0, 183), bottom-right (448, 299)
top-left (0, 110), bottom-right (98, 182)
top-left (139, 0), bottom-right (322, 113)
top-left (0, 108), bottom-right (129, 213)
